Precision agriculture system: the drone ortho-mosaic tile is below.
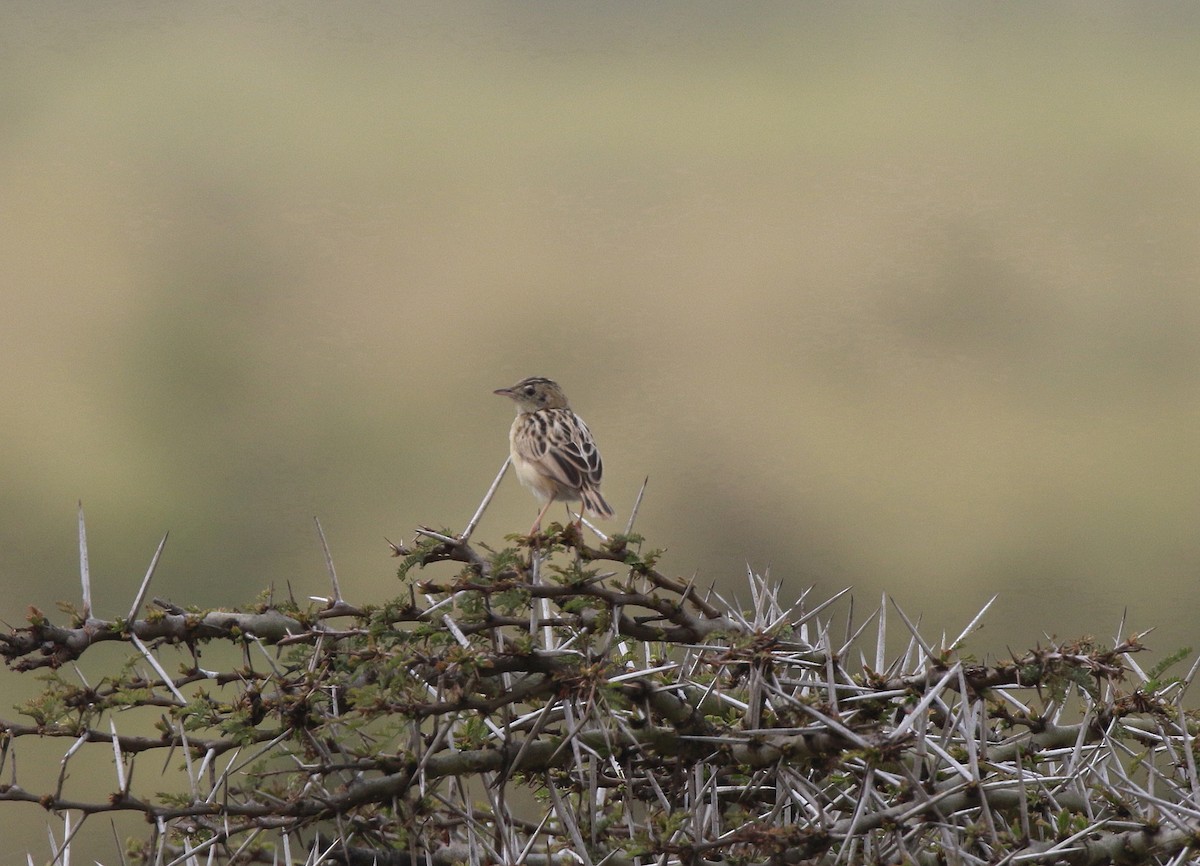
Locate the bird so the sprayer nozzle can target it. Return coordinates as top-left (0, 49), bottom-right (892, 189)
top-left (494, 376), bottom-right (614, 534)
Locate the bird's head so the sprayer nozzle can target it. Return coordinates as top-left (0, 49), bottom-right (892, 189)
top-left (494, 377), bottom-right (570, 413)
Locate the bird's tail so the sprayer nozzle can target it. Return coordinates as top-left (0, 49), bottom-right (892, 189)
top-left (580, 486), bottom-right (615, 520)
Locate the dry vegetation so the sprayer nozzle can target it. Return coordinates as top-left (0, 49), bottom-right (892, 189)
top-left (2, 488), bottom-right (1198, 866)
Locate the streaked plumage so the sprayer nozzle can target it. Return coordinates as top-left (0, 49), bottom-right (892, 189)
top-left (494, 376), bottom-right (614, 532)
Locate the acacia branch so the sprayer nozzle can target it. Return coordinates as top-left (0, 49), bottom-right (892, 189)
top-left (1, 521), bottom-right (1194, 866)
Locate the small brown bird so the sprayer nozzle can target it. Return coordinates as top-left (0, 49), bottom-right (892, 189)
top-left (494, 376), bottom-right (614, 533)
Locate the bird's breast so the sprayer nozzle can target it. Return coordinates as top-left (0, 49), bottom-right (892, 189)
top-left (509, 416), bottom-right (555, 501)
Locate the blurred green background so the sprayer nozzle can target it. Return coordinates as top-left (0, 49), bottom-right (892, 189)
top-left (3, 1), bottom-right (1200, 860)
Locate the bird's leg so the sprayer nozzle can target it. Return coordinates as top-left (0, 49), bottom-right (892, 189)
top-left (530, 499), bottom-right (554, 535)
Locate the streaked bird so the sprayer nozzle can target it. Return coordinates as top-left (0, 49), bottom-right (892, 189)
top-left (494, 376), bottom-right (614, 533)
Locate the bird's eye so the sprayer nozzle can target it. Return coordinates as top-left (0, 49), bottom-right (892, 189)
top-left (523, 386), bottom-right (535, 396)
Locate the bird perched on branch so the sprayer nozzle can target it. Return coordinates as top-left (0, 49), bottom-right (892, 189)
top-left (494, 376), bottom-right (614, 534)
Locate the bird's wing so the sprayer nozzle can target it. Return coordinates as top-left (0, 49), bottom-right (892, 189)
top-left (515, 409), bottom-right (603, 491)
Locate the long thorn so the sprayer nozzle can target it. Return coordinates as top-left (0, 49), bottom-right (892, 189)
top-left (578, 513), bottom-right (608, 542)
top-left (109, 719), bottom-right (127, 793)
top-left (889, 596), bottom-right (936, 662)
top-left (623, 475), bottom-right (649, 536)
top-left (462, 456), bottom-right (511, 542)
top-left (129, 532), bottom-right (169, 622)
top-left (875, 593), bottom-right (887, 672)
top-left (949, 594), bottom-right (997, 650)
top-left (313, 516), bottom-right (342, 603)
top-left (130, 635), bottom-right (188, 706)
top-left (77, 501), bottom-right (91, 620)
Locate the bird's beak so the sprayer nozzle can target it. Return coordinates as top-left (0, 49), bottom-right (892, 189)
top-left (493, 387), bottom-right (513, 398)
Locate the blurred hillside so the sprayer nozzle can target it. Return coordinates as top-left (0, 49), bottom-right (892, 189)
top-left (2, 11), bottom-right (1199, 854)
